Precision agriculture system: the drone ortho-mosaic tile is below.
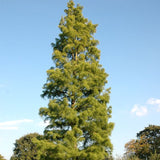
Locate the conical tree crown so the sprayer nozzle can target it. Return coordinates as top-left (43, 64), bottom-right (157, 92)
top-left (39, 0), bottom-right (114, 159)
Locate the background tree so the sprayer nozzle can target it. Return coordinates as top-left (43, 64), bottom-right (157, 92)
top-left (124, 139), bottom-right (137, 156)
top-left (39, 0), bottom-right (114, 159)
top-left (149, 152), bottom-right (160, 160)
top-left (10, 133), bottom-right (44, 160)
top-left (124, 137), bottom-right (149, 159)
top-left (137, 125), bottom-right (160, 155)
top-left (124, 125), bottom-right (160, 159)
top-left (0, 154), bottom-right (6, 160)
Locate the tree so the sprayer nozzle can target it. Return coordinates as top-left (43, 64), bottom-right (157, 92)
top-left (137, 125), bottom-right (160, 155)
top-left (124, 137), bottom-right (150, 159)
top-left (149, 152), bottom-right (160, 160)
top-left (10, 133), bottom-right (44, 160)
top-left (124, 125), bottom-right (160, 159)
top-left (124, 139), bottom-right (137, 156)
top-left (0, 154), bottom-right (6, 160)
top-left (39, 0), bottom-right (114, 159)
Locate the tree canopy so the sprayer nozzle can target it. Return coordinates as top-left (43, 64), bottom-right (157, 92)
top-left (137, 125), bottom-right (160, 155)
top-left (0, 154), bottom-right (6, 160)
top-left (39, 0), bottom-right (114, 159)
top-left (125, 125), bottom-right (160, 159)
top-left (10, 133), bottom-right (44, 160)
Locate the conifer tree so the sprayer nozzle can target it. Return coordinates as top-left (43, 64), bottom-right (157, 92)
top-left (39, 0), bottom-right (114, 159)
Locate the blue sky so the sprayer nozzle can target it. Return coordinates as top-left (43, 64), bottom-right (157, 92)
top-left (0, 0), bottom-right (160, 159)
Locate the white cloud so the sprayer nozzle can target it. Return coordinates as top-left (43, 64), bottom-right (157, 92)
top-left (0, 119), bottom-right (33, 126)
top-left (0, 119), bottom-right (33, 130)
top-left (147, 98), bottom-right (160, 112)
top-left (0, 127), bottom-right (18, 130)
top-left (131, 104), bottom-right (148, 116)
top-left (147, 98), bottom-right (160, 105)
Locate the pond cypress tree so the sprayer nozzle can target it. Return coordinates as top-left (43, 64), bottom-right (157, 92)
top-left (39, 0), bottom-right (114, 159)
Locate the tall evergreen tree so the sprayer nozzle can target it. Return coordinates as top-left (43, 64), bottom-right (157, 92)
top-left (39, 0), bottom-right (114, 159)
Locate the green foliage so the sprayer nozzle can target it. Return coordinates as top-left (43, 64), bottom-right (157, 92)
top-left (33, 137), bottom-right (59, 160)
top-left (10, 133), bottom-right (44, 160)
top-left (126, 156), bottom-right (140, 160)
top-left (149, 152), bottom-right (160, 160)
top-left (39, 0), bottom-right (114, 159)
top-left (0, 154), bottom-right (6, 160)
top-left (124, 125), bottom-right (160, 160)
top-left (137, 125), bottom-right (160, 155)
